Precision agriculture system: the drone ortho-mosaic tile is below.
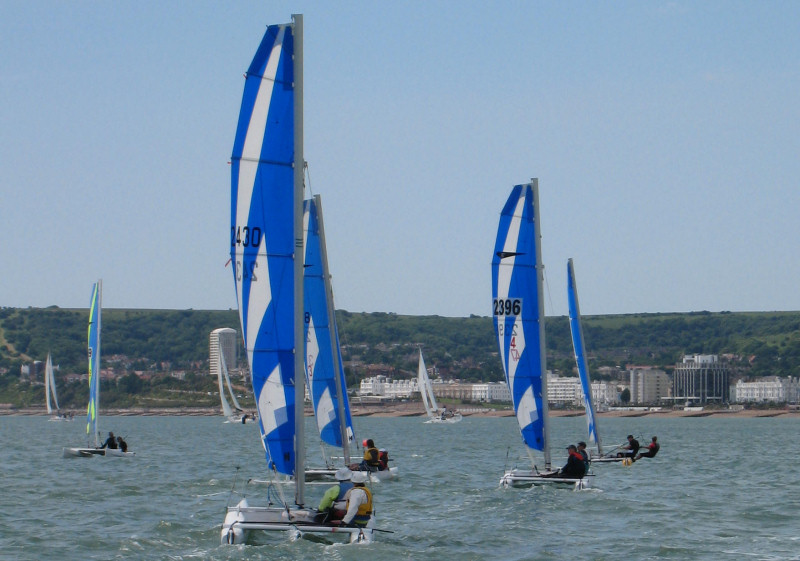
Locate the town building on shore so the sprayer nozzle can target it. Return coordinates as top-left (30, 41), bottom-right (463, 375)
top-left (629, 366), bottom-right (672, 404)
top-left (732, 376), bottom-right (799, 403)
top-left (672, 354), bottom-right (730, 406)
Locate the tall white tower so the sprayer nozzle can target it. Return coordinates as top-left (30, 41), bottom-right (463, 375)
top-left (210, 328), bottom-right (238, 379)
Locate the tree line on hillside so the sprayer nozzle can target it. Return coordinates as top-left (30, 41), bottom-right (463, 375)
top-left (2, 307), bottom-right (800, 391)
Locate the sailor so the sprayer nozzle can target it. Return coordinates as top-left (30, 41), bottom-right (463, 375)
top-left (116, 436), bottom-right (128, 453)
top-left (359, 439), bottom-right (380, 471)
top-left (635, 436), bottom-right (659, 461)
top-left (559, 444), bottom-right (587, 479)
top-left (101, 431), bottom-right (118, 449)
top-left (340, 471), bottom-right (373, 527)
top-left (577, 441), bottom-right (590, 469)
top-left (617, 435), bottom-right (640, 460)
top-left (318, 468), bottom-right (354, 521)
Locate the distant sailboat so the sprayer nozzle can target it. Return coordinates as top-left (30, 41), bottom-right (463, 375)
top-left (418, 349), bottom-right (461, 424)
top-left (63, 281), bottom-right (133, 458)
top-left (217, 352), bottom-right (249, 424)
top-left (221, 16), bottom-right (375, 545)
top-left (493, 181), bottom-right (588, 489)
top-left (45, 353), bottom-right (70, 421)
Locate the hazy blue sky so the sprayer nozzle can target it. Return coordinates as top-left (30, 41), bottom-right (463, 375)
top-left (2, 1), bottom-right (798, 317)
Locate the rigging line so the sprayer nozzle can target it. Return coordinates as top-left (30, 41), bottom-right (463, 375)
top-left (542, 263), bottom-right (555, 318)
top-left (304, 160), bottom-right (314, 197)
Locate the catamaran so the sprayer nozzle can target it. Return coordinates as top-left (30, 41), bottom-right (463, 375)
top-left (493, 181), bottom-right (588, 489)
top-left (418, 349), bottom-right (461, 424)
top-left (302, 194), bottom-right (356, 479)
top-left (221, 16), bottom-right (375, 545)
top-left (63, 281), bottom-right (133, 458)
top-left (45, 353), bottom-right (71, 421)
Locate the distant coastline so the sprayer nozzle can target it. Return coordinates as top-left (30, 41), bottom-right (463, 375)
top-left (2, 404), bottom-right (798, 419)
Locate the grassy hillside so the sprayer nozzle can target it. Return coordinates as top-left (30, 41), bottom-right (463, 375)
top-left (2, 306), bottom-right (799, 408)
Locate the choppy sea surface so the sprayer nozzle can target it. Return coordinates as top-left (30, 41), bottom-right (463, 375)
top-left (1, 414), bottom-right (798, 560)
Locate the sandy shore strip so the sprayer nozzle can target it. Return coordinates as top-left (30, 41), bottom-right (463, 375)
top-left (3, 404), bottom-right (798, 418)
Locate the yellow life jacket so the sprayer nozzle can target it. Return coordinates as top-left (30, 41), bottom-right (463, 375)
top-left (363, 446), bottom-right (380, 466)
top-left (347, 486), bottom-right (373, 525)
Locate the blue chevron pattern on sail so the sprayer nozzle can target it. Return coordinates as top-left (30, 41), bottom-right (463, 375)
top-left (492, 184), bottom-right (546, 452)
top-left (568, 258), bottom-right (601, 450)
top-left (86, 281), bottom-right (101, 447)
top-left (231, 23), bottom-right (296, 475)
top-left (303, 198), bottom-right (354, 448)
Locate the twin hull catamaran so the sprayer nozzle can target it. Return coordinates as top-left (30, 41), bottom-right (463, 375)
top-left (492, 181), bottom-right (588, 489)
top-left (221, 16), bottom-right (374, 545)
top-left (62, 281), bottom-right (133, 459)
top-left (418, 349), bottom-right (461, 424)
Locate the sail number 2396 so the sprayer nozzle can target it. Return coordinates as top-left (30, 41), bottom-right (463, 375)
top-left (493, 298), bottom-right (522, 317)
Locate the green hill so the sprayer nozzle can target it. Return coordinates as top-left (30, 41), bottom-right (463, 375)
top-left (2, 306), bottom-right (799, 409)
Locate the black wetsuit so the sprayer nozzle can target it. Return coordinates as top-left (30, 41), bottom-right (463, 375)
top-left (561, 452), bottom-right (587, 479)
top-left (639, 442), bottom-right (659, 458)
top-left (101, 436), bottom-right (118, 449)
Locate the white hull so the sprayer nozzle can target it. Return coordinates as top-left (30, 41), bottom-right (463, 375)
top-left (354, 466), bottom-right (398, 483)
top-left (48, 416), bottom-right (74, 422)
top-left (62, 447), bottom-right (135, 459)
top-left (425, 413), bottom-right (463, 424)
top-left (500, 469), bottom-right (589, 490)
top-left (591, 456), bottom-right (626, 463)
top-left (221, 499), bottom-right (374, 545)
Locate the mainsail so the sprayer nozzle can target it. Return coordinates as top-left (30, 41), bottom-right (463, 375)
top-left (230, 17), bottom-right (305, 496)
top-left (45, 353), bottom-right (59, 414)
top-left (218, 352), bottom-right (244, 419)
top-left (567, 258), bottom-right (603, 454)
top-left (417, 349), bottom-right (438, 417)
top-left (303, 195), bottom-right (354, 461)
top-left (491, 181), bottom-right (550, 467)
top-left (86, 281), bottom-right (101, 447)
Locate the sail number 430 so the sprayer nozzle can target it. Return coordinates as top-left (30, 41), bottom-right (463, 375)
top-left (493, 298), bottom-right (522, 316)
top-left (231, 226), bottom-right (262, 248)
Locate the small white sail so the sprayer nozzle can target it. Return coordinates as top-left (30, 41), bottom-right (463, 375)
top-left (45, 353), bottom-right (59, 414)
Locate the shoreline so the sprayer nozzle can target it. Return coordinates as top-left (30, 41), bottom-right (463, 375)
top-left (2, 405), bottom-right (798, 419)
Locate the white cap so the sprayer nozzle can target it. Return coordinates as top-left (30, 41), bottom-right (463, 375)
top-left (335, 468), bottom-right (352, 481)
top-left (351, 471), bottom-right (369, 484)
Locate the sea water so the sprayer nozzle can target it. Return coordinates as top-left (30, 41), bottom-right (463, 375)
top-left (1, 414), bottom-right (798, 560)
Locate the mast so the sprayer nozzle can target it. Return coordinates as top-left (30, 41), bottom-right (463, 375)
top-left (314, 194), bottom-right (351, 464)
top-left (292, 13), bottom-right (306, 507)
top-left (530, 180), bottom-right (551, 469)
top-left (96, 279), bottom-right (102, 448)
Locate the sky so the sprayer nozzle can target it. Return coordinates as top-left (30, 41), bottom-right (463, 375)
top-left (2, 1), bottom-right (799, 318)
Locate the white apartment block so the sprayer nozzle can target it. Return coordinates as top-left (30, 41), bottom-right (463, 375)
top-left (471, 382), bottom-right (511, 403)
top-left (359, 375), bottom-right (418, 399)
top-left (210, 328), bottom-right (238, 379)
top-left (733, 376), bottom-right (799, 403)
top-left (629, 367), bottom-right (671, 404)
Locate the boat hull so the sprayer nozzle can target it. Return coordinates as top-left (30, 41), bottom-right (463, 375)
top-left (500, 469), bottom-right (589, 490)
top-left (221, 499), bottom-right (374, 545)
top-left (62, 447), bottom-right (135, 459)
top-left (425, 413), bottom-right (463, 424)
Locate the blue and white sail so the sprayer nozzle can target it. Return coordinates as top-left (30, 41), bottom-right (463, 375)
top-left (303, 196), bottom-right (355, 461)
top-left (86, 281), bottom-right (101, 447)
top-left (230, 21), bottom-right (303, 479)
top-left (567, 258), bottom-right (603, 455)
top-left (491, 180), bottom-right (551, 467)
